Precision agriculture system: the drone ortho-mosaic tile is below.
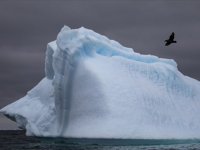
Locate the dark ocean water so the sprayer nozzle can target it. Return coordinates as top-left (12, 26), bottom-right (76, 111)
top-left (1, 130), bottom-right (200, 150)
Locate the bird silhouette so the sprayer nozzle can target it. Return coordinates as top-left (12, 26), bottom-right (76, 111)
top-left (165, 32), bottom-right (177, 46)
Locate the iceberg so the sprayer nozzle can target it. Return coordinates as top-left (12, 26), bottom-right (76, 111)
top-left (1, 26), bottom-right (200, 139)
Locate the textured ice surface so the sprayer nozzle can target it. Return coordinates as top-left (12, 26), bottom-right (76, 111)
top-left (1, 26), bottom-right (200, 139)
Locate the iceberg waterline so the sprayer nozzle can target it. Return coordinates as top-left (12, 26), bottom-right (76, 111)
top-left (1, 26), bottom-right (200, 139)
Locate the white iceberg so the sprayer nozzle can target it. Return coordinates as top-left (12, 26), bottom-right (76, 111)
top-left (1, 26), bottom-right (200, 139)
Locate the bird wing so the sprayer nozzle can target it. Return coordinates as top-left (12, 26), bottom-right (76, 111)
top-left (169, 32), bottom-right (175, 40)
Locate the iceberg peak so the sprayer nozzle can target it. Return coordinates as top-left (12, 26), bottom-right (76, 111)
top-left (56, 26), bottom-right (177, 67)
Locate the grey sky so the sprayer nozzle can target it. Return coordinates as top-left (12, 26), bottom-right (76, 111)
top-left (0, 0), bottom-right (200, 129)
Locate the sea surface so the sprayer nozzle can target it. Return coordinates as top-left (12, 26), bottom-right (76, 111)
top-left (1, 130), bottom-right (200, 150)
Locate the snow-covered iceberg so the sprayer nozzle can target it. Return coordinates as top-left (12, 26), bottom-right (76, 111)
top-left (1, 26), bottom-right (200, 139)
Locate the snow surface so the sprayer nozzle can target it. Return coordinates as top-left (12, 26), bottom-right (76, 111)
top-left (1, 26), bottom-right (200, 139)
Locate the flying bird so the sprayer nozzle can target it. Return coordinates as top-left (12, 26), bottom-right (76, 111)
top-left (165, 32), bottom-right (177, 46)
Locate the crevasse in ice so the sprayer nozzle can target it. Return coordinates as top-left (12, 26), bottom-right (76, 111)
top-left (1, 26), bottom-right (200, 139)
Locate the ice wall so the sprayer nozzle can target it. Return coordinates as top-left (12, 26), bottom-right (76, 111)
top-left (1, 26), bottom-right (200, 139)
